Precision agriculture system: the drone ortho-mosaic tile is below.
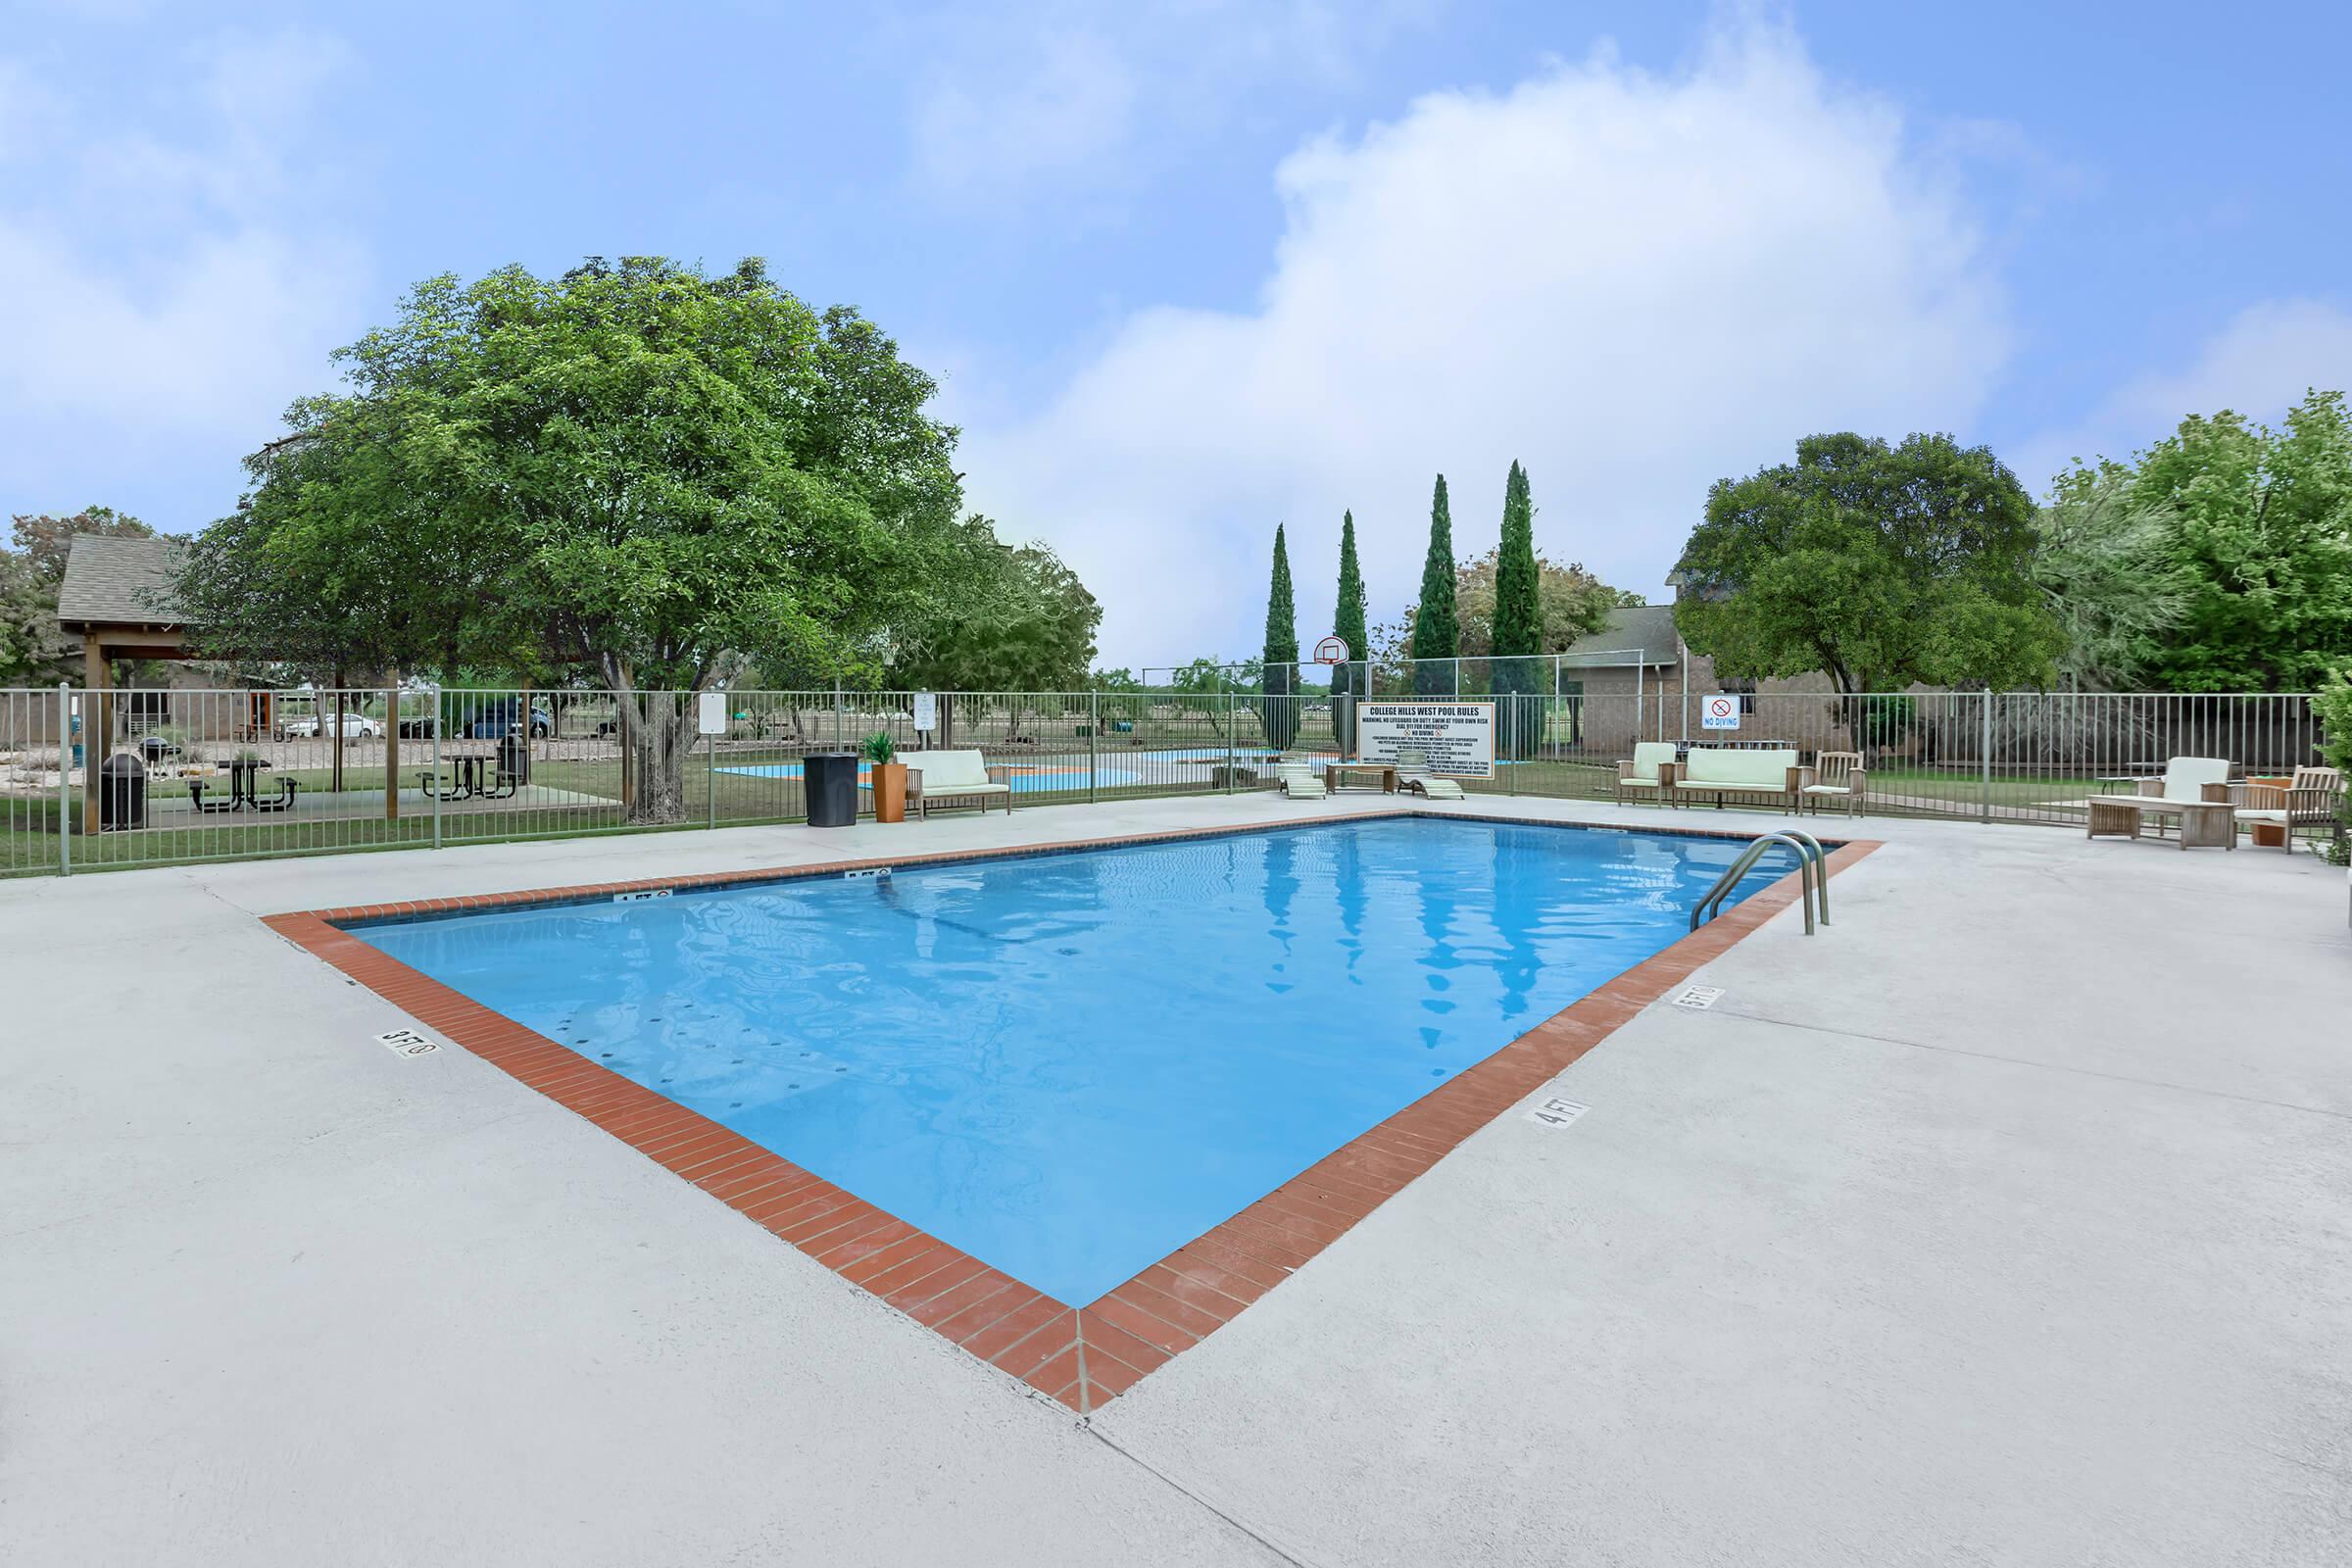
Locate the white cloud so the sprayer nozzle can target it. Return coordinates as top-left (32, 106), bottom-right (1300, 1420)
top-left (0, 28), bottom-right (367, 514)
top-left (958, 23), bottom-right (2012, 664)
top-left (904, 0), bottom-right (1437, 206)
top-left (2015, 298), bottom-right (2352, 487)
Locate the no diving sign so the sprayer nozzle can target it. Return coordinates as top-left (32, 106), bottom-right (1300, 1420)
top-left (1702, 694), bottom-right (1742, 730)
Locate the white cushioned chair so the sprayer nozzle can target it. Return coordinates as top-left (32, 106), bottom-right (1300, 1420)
top-left (1395, 747), bottom-right (1465, 802)
top-left (906, 749), bottom-right (1012, 819)
top-left (1616, 742), bottom-right (1678, 807)
top-left (1271, 758), bottom-right (1328, 800)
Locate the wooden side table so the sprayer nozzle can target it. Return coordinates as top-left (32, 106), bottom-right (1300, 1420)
top-left (1323, 761), bottom-right (1399, 793)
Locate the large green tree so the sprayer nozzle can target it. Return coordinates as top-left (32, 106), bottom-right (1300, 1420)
top-left (1674, 432), bottom-right (2064, 694)
top-left (178, 257), bottom-right (972, 822)
top-left (176, 422), bottom-right (500, 689)
top-left (1260, 523), bottom-right (1300, 750)
top-left (1491, 461), bottom-right (1544, 751)
top-left (1411, 474), bottom-right (1458, 694)
top-left (2030, 466), bottom-right (2190, 690)
top-left (1450, 550), bottom-right (1633, 658)
top-left (2117, 391), bottom-right (2352, 691)
top-left (895, 534), bottom-right (1101, 741)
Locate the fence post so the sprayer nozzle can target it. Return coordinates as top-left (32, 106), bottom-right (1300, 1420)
top-left (833, 678), bottom-right (844, 748)
top-left (56, 682), bottom-right (71, 876)
top-left (1980, 691), bottom-right (1993, 824)
top-left (1223, 689), bottom-right (1235, 793)
top-left (1506, 695), bottom-right (1517, 795)
top-left (431, 709), bottom-right (443, 851)
top-left (1089, 690), bottom-right (1099, 804)
top-left (708, 726), bottom-right (717, 831)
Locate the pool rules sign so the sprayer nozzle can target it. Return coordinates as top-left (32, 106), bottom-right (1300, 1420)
top-left (1355, 701), bottom-right (1495, 778)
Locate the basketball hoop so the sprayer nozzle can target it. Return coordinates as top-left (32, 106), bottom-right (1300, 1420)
top-left (1311, 635), bottom-right (1350, 665)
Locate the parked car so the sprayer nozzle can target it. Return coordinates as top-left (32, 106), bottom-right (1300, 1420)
top-left (458, 700), bottom-right (556, 740)
top-left (276, 713), bottom-right (382, 739)
top-left (396, 714), bottom-right (438, 738)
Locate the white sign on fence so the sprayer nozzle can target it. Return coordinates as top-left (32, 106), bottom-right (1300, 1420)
top-left (697, 692), bottom-right (728, 735)
top-left (911, 691), bottom-right (938, 732)
top-left (1701, 694), bottom-right (1742, 731)
top-left (1355, 700), bottom-right (1495, 778)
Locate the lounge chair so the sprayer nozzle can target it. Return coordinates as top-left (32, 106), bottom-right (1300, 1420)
top-left (906, 749), bottom-right (1013, 818)
top-left (1271, 760), bottom-right (1328, 800)
top-left (1395, 747), bottom-right (1465, 802)
top-left (1615, 742), bottom-right (1678, 807)
top-left (1802, 751), bottom-right (1867, 816)
top-left (2085, 756), bottom-right (2233, 848)
top-left (2235, 765), bottom-right (2342, 853)
top-left (1671, 747), bottom-right (1807, 812)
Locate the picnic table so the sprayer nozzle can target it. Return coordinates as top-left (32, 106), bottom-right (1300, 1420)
top-left (417, 755), bottom-right (521, 803)
top-left (189, 757), bottom-right (298, 813)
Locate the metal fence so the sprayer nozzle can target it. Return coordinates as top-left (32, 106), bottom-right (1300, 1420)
top-left (0, 683), bottom-right (2335, 879)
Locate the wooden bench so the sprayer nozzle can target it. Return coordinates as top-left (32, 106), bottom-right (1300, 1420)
top-left (1671, 747), bottom-right (1807, 812)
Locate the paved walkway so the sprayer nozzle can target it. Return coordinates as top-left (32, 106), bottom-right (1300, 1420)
top-left (2, 796), bottom-right (2346, 1565)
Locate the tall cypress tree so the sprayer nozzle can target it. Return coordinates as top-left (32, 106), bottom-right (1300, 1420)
top-left (1331, 510), bottom-right (1369, 746)
top-left (1411, 474), bottom-right (1458, 694)
top-left (1261, 523), bottom-right (1300, 749)
top-left (1493, 460), bottom-right (1544, 752)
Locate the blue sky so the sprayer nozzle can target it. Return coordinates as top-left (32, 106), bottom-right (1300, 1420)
top-left (4, 1), bottom-right (2347, 664)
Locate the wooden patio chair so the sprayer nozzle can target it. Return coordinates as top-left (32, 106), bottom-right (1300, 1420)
top-left (2236, 765), bottom-right (2342, 853)
top-left (1801, 751), bottom-right (1867, 816)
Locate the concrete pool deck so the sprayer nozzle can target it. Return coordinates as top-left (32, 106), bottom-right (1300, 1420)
top-left (3, 795), bottom-right (2346, 1565)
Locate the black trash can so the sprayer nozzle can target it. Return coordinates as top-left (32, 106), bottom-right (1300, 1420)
top-left (497, 726), bottom-right (533, 785)
top-left (100, 751), bottom-right (147, 830)
top-left (803, 752), bottom-right (860, 827)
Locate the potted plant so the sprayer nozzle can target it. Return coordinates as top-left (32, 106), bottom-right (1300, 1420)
top-left (861, 730), bottom-right (907, 823)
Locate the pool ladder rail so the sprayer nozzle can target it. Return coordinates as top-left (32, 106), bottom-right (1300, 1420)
top-left (1690, 830), bottom-right (1830, 935)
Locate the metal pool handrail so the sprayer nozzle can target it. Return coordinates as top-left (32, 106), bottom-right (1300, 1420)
top-left (1690, 831), bottom-right (1828, 935)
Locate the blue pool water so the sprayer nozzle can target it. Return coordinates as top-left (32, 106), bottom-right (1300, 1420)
top-left (354, 818), bottom-right (1791, 1303)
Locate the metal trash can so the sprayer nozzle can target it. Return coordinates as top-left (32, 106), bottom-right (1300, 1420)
top-left (803, 752), bottom-right (860, 828)
top-left (100, 751), bottom-right (147, 830)
top-left (497, 726), bottom-right (532, 785)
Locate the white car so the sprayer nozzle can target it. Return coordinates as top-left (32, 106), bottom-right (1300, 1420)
top-left (276, 713), bottom-right (382, 739)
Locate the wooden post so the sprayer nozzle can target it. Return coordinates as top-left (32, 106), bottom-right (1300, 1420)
top-left (81, 637), bottom-right (107, 835)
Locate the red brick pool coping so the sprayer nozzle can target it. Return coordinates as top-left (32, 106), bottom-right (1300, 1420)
top-left (263, 809), bottom-right (1879, 1415)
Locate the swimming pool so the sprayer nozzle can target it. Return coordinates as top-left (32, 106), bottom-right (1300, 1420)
top-left (352, 817), bottom-right (1793, 1305)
